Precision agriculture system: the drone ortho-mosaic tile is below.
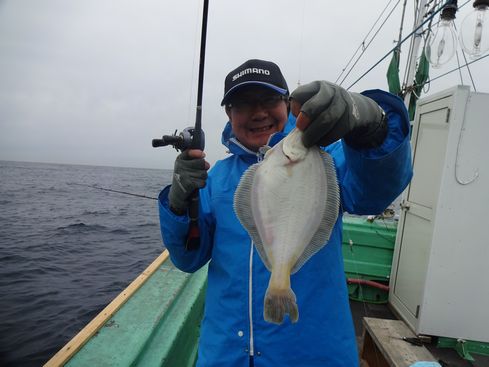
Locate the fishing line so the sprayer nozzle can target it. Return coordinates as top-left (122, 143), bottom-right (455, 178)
top-left (69, 183), bottom-right (157, 200)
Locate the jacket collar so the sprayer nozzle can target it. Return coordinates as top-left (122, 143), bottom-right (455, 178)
top-left (220, 114), bottom-right (296, 163)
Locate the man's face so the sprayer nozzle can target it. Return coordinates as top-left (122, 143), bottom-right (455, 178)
top-left (226, 86), bottom-right (289, 152)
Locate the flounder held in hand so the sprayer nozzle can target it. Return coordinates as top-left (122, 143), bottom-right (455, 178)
top-left (234, 128), bottom-right (339, 324)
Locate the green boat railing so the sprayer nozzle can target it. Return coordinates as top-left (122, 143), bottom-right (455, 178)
top-left (46, 216), bottom-right (489, 365)
top-left (46, 216), bottom-right (397, 366)
top-left (342, 216), bottom-right (397, 304)
top-left (45, 251), bottom-right (207, 367)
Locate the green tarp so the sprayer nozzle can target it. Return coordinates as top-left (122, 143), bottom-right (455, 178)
top-left (386, 47), bottom-right (430, 120)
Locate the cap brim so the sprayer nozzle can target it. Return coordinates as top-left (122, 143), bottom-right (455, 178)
top-left (221, 81), bottom-right (288, 106)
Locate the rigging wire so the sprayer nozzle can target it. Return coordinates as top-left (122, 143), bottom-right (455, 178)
top-left (460, 51), bottom-right (478, 91)
top-left (402, 0), bottom-right (429, 87)
top-left (426, 52), bottom-right (489, 83)
top-left (346, 0), bottom-right (455, 91)
top-left (335, 0), bottom-right (399, 84)
top-left (454, 0), bottom-right (477, 91)
top-left (404, 0), bottom-right (475, 90)
top-left (397, 0), bottom-right (409, 49)
top-left (396, 0), bottom-right (411, 88)
top-left (455, 51), bottom-right (465, 84)
top-left (420, 0), bottom-right (474, 89)
top-left (452, 22), bottom-right (478, 91)
top-left (339, 0), bottom-right (402, 87)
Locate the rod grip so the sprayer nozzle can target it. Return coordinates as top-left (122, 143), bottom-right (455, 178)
top-left (185, 191), bottom-right (200, 251)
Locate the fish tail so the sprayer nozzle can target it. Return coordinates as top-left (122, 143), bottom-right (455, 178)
top-left (264, 283), bottom-right (298, 324)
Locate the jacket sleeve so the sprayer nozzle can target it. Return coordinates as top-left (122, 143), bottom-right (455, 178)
top-left (328, 89), bottom-right (413, 215)
top-left (158, 182), bottom-right (215, 273)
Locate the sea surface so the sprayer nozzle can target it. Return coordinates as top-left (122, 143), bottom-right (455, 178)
top-left (0, 160), bottom-right (172, 366)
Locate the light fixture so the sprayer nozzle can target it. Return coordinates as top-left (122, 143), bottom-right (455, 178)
top-left (425, 2), bottom-right (458, 68)
top-left (459, 0), bottom-right (489, 58)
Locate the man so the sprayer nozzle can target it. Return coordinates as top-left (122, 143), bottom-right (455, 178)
top-left (158, 59), bottom-right (412, 366)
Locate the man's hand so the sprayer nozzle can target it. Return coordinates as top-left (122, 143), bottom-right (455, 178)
top-left (290, 81), bottom-right (387, 149)
top-left (168, 149), bottom-right (210, 215)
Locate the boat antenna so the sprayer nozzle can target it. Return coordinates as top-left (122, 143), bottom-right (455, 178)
top-left (151, 0), bottom-right (209, 251)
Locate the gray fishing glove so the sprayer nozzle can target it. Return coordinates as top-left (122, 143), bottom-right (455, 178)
top-left (290, 81), bottom-right (387, 149)
top-left (168, 150), bottom-right (208, 215)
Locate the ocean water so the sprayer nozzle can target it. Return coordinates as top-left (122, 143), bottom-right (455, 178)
top-left (0, 160), bottom-right (172, 366)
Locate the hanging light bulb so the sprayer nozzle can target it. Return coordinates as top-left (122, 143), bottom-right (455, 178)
top-left (425, 2), bottom-right (458, 68)
top-left (460, 0), bottom-right (489, 58)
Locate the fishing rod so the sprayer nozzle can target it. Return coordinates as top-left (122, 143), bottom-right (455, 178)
top-left (151, 0), bottom-right (209, 251)
top-left (69, 183), bottom-right (157, 200)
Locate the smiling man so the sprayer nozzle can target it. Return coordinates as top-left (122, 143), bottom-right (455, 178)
top-left (222, 60), bottom-right (290, 152)
top-left (158, 59), bottom-right (413, 366)
top-left (224, 85), bottom-right (289, 151)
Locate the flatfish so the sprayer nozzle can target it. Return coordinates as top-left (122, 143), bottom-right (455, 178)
top-left (234, 128), bottom-right (339, 324)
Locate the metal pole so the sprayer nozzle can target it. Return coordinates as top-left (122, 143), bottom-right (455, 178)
top-left (403, 0), bottom-right (428, 109)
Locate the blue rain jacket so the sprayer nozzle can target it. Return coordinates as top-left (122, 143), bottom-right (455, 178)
top-left (158, 90), bottom-right (413, 367)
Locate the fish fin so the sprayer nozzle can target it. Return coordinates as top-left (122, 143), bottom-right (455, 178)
top-left (291, 150), bottom-right (340, 274)
top-left (233, 164), bottom-right (272, 271)
top-left (264, 286), bottom-right (298, 324)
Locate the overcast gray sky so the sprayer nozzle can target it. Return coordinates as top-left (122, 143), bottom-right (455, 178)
top-left (1, 0), bottom-right (488, 169)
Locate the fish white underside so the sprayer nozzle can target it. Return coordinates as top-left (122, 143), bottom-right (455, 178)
top-left (234, 128), bottom-right (339, 324)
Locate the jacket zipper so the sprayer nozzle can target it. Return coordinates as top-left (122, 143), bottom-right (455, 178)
top-left (229, 138), bottom-right (263, 162)
top-left (228, 136), bottom-right (264, 356)
top-left (248, 240), bottom-right (254, 357)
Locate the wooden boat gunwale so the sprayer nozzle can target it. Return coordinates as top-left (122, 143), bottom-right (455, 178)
top-left (44, 250), bottom-right (170, 367)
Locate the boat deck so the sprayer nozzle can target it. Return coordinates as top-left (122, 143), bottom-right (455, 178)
top-left (350, 300), bottom-right (489, 367)
top-left (47, 249), bottom-right (489, 367)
